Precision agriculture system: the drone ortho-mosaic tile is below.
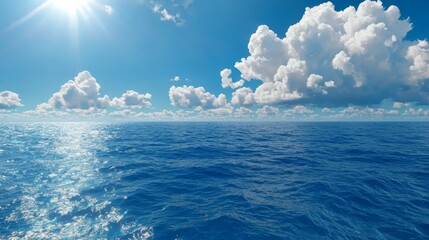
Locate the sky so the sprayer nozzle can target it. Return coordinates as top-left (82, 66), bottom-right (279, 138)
top-left (1, 0), bottom-right (429, 121)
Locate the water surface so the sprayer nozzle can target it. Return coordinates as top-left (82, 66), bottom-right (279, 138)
top-left (0, 122), bottom-right (428, 239)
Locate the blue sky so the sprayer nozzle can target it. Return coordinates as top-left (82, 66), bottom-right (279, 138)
top-left (1, 0), bottom-right (429, 120)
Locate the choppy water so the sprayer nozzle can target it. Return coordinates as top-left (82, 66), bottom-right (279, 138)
top-left (0, 122), bottom-right (428, 239)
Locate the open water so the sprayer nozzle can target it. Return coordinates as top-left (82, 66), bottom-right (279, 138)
top-left (0, 122), bottom-right (428, 239)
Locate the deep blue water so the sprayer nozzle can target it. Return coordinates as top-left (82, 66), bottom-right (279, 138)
top-left (0, 122), bottom-right (428, 239)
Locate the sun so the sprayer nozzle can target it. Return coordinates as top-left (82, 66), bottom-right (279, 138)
top-left (6, 0), bottom-right (104, 33)
top-left (51, 0), bottom-right (89, 14)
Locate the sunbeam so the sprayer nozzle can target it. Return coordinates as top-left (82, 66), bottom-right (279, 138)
top-left (5, 0), bottom-right (100, 32)
top-left (3, 0), bottom-right (109, 56)
top-left (5, 1), bottom-right (51, 31)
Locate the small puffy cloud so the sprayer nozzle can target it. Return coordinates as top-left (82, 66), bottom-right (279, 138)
top-left (325, 81), bottom-right (335, 88)
top-left (231, 0), bottom-right (429, 107)
top-left (38, 71), bottom-right (111, 111)
top-left (256, 105), bottom-right (279, 116)
top-left (169, 85), bottom-right (228, 110)
top-left (171, 76), bottom-right (181, 81)
top-left (393, 102), bottom-right (411, 109)
top-left (306, 74), bottom-right (324, 89)
top-left (105, 5), bottom-right (113, 15)
top-left (0, 91), bottom-right (23, 109)
top-left (110, 90), bottom-right (152, 109)
top-left (220, 69), bottom-right (244, 89)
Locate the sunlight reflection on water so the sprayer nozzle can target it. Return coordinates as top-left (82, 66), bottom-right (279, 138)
top-left (3, 123), bottom-right (153, 239)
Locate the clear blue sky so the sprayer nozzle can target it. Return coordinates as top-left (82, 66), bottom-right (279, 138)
top-left (1, 0), bottom-right (429, 120)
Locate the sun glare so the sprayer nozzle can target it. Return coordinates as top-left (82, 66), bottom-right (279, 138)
top-left (6, 0), bottom-right (107, 40)
top-left (52, 0), bottom-right (88, 14)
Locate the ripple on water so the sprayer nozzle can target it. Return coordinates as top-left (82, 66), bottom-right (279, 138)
top-left (0, 122), bottom-right (428, 239)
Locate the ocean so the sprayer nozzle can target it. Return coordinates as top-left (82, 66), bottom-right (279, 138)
top-left (0, 122), bottom-right (428, 239)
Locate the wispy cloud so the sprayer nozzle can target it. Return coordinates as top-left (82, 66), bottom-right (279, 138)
top-left (171, 0), bottom-right (195, 9)
top-left (183, 0), bottom-right (194, 9)
top-left (152, 3), bottom-right (184, 26)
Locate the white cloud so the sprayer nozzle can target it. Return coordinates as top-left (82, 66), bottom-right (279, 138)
top-left (220, 68), bottom-right (244, 89)
top-left (199, 105), bottom-right (234, 117)
top-left (108, 109), bottom-right (194, 120)
top-left (325, 81), bottom-right (335, 88)
top-left (235, 25), bottom-right (288, 83)
top-left (70, 108), bottom-right (108, 116)
top-left (137, 110), bottom-right (189, 119)
top-left (171, 76), bottom-right (181, 81)
top-left (406, 41), bottom-right (429, 82)
top-left (235, 107), bottom-right (253, 117)
top-left (404, 108), bottom-right (429, 116)
top-left (110, 109), bottom-right (134, 117)
top-left (256, 105), bottom-right (279, 116)
top-left (231, 0), bottom-right (429, 107)
top-left (169, 85), bottom-right (228, 110)
top-left (110, 90), bottom-right (152, 109)
top-left (37, 71), bottom-right (152, 113)
top-left (231, 87), bottom-right (256, 106)
top-left (306, 74), bottom-right (324, 89)
top-left (105, 5), bottom-right (113, 15)
top-left (37, 71), bottom-right (111, 111)
top-left (153, 4), bottom-right (183, 25)
top-left (284, 105), bottom-right (313, 115)
top-left (336, 106), bottom-right (401, 118)
top-left (393, 102), bottom-right (411, 109)
top-left (0, 91), bottom-right (23, 109)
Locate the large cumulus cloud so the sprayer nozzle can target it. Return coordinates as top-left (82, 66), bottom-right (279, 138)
top-left (38, 71), bottom-right (111, 110)
top-left (231, 0), bottom-right (429, 107)
top-left (0, 91), bottom-right (22, 109)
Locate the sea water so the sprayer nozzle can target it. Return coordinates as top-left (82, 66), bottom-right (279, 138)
top-left (0, 122), bottom-right (428, 239)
